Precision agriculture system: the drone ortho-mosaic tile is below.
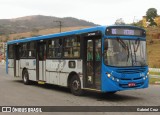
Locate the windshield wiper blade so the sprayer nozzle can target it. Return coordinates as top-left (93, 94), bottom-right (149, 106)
top-left (132, 38), bottom-right (141, 65)
top-left (134, 38), bottom-right (140, 52)
top-left (116, 38), bottom-right (129, 61)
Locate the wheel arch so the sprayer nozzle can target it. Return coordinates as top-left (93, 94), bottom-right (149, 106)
top-left (67, 71), bottom-right (80, 88)
top-left (22, 67), bottom-right (27, 78)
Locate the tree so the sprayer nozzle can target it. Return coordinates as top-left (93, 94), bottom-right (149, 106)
top-left (146, 8), bottom-right (158, 26)
top-left (115, 18), bottom-right (125, 25)
top-left (131, 20), bottom-right (143, 27)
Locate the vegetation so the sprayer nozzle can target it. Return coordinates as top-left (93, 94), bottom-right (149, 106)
top-left (149, 71), bottom-right (160, 75)
top-left (146, 26), bottom-right (160, 68)
top-left (146, 8), bottom-right (158, 26)
top-left (131, 20), bottom-right (143, 27)
top-left (149, 77), bottom-right (160, 84)
top-left (114, 18), bottom-right (125, 25)
top-left (129, 8), bottom-right (160, 68)
top-left (0, 26), bottom-right (91, 42)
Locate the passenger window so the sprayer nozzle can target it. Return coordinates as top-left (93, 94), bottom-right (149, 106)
top-left (8, 45), bottom-right (14, 59)
top-left (47, 39), bottom-right (62, 58)
top-left (64, 36), bottom-right (80, 58)
top-left (28, 42), bottom-right (36, 58)
top-left (21, 43), bottom-right (28, 58)
top-left (95, 39), bottom-right (101, 61)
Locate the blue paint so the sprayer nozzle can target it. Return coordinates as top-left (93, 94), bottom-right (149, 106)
top-left (101, 64), bottom-right (148, 92)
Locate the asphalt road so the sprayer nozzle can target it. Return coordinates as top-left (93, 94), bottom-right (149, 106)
top-left (0, 65), bottom-right (160, 115)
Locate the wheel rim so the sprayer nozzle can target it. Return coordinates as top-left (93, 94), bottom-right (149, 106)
top-left (72, 80), bottom-right (80, 91)
top-left (23, 73), bottom-right (27, 83)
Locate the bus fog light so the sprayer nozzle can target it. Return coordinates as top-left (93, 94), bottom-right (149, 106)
top-left (143, 77), bottom-right (146, 80)
top-left (146, 75), bottom-right (148, 78)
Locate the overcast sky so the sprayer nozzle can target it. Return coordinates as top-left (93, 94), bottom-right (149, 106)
top-left (0, 0), bottom-right (159, 25)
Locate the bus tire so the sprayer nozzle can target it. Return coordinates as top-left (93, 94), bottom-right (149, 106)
top-left (106, 91), bottom-right (117, 95)
top-left (22, 69), bottom-right (30, 85)
top-left (70, 75), bottom-right (84, 96)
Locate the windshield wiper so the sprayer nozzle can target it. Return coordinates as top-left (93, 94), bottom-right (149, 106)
top-left (116, 38), bottom-right (129, 61)
top-left (132, 38), bottom-right (141, 65)
top-left (134, 38), bottom-right (140, 52)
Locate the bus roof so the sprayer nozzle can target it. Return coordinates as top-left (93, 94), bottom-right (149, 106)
top-left (7, 25), bottom-right (145, 45)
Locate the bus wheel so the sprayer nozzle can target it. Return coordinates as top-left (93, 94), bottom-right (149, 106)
top-left (70, 75), bottom-right (84, 96)
top-left (22, 70), bottom-right (30, 85)
top-left (105, 91), bottom-right (117, 95)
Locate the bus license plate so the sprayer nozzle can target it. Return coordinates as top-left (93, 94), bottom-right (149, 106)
top-left (128, 83), bottom-right (136, 87)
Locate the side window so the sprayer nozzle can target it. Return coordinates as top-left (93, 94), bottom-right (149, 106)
top-left (28, 42), bottom-right (36, 58)
top-left (8, 45), bottom-right (14, 59)
top-left (95, 39), bottom-right (101, 61)
top-left (21, 43), bottom-right (28, 58)
top-left (64, 36), bottom-right (80, 58)
top-left (47, 38), bottom-right (62, 58)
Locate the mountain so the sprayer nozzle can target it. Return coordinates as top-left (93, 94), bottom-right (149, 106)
top-left (0, 15), bottom-right (98, 35)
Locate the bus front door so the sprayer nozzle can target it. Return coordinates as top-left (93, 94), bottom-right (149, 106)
top-left (14, 44), bottom-right (20, 77)
top-left (84, 38), bottom-right (101, 90)
top-left (37, 42), bottom-right (46, 81)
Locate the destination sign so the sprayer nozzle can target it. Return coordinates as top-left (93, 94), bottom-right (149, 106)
top-left (106, 27), bottom-right (145, 36)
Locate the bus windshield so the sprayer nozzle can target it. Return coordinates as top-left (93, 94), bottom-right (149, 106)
top-left (104, 38), bottom-right (147, 67)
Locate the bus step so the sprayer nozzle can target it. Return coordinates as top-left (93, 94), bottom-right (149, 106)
top-left (38, 81), bottom-right (46, 84)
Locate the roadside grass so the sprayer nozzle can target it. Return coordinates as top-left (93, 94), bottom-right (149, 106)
top-left (149, 71), bottom-right (160, 76)
top-left (149, 77), bottom-right (160, 85)
top-left (147, 35), bottom-right (160, 68)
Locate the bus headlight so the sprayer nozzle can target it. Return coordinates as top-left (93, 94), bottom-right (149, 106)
top-left (107, 73), bottom-right (111, 78)
top-left (143, 77), bottom-right (146, 80)
top-left (106, 72), bottom-right (120, 82)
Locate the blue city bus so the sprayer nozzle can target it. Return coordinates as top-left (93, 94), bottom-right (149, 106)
top-left (6, 25), bottom-right (148, 95)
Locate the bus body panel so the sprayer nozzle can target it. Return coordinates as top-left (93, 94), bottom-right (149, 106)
top-left (16, 60), bottom-right (20, 77)
top-left (101, 65), bottom-right (148, 92)
top-left (46, 71), bottom-right (58, 84)
top-left (20, 59), bottom-right (37, 81)
top-left (8, 59), bottom-right (14, 76)
top-left (45, 59), bottom-right (83, 87)
top-left (27, 69), bottom-right (37, 81)
top-left (39, 61), bottom-right (46, 81)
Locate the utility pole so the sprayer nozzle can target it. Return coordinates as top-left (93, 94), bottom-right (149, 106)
top-left (53, 21), bottom-right (62, 33)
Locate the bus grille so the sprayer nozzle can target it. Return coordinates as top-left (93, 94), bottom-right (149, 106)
top-left (116, 67), bottom-right (146, 74)
top-left (120, 77), bottom-right (143, 81)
